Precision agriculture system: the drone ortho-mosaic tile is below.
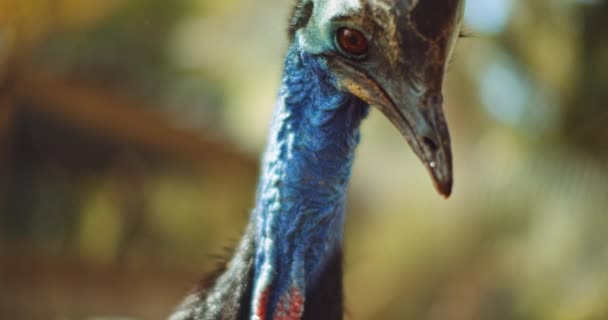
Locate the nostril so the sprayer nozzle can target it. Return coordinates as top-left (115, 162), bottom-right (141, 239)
top-left (422, 136), bottom-right (438, 152)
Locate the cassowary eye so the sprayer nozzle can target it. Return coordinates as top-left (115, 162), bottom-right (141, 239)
top-left (336, 27), bottom-right (368, 58)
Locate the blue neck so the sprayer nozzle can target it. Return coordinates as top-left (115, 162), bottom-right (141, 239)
top-left (251, 45), bottom-right (368, 318)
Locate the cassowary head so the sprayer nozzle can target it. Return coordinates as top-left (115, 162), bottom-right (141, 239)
top-left (289, 0), bottom-right (465, 196)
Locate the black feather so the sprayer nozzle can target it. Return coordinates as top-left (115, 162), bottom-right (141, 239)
top-left (288, 1), bottom-right (314, 41)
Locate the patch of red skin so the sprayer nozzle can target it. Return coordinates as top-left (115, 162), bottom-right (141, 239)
top-left (273, 287), bottom-right (304, 320)
top-left (256, 288), bottom-right (271, 319)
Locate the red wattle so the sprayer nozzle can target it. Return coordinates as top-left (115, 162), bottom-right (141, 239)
top-left (256, 288), bottom-right (271, 319)
top-left (273, 287), bottom-right (304, 320)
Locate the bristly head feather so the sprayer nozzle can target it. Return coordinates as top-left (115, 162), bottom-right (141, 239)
top-left (289, 1), bottom-right (315, 41)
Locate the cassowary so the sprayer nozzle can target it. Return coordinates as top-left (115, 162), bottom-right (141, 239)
top-left (170, 0), bottom-right (465, 319)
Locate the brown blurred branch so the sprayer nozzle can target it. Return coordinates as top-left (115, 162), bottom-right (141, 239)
top-left (12, 71), bottom-right (258, 178)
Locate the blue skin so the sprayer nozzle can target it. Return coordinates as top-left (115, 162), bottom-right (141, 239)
top-left (252, 43), bottom-right (368, 316)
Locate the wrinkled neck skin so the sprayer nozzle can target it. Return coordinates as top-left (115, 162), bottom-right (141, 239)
top-left (251, 44), bottom-right (368, 319)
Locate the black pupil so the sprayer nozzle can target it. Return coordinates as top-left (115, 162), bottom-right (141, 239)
top-left (347, 33), bottom-right (359, 45)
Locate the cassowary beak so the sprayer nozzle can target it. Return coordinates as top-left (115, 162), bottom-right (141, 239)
top-left (338, 74), bottom-right (453, 197)
top-left (381, 88), bottom-right (453, 197)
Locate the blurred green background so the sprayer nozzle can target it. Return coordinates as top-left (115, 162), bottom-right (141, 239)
top-left (0, 0), bottom-right (607, 319)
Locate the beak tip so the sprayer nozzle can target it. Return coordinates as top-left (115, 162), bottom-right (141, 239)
top-left (430, 168), bottom-right (453, 198)
top-left (438, 180), bottom-right (452, 198)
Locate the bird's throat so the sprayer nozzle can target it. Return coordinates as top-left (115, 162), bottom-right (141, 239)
top-left (251, 46), bottom-right (367, 319)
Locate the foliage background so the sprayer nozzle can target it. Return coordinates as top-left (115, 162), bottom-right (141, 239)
top-left (0, 0), bottom-right (607, 319)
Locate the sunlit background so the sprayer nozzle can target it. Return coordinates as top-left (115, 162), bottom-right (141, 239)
top-left (1, 0), bottom-right (607, 319)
